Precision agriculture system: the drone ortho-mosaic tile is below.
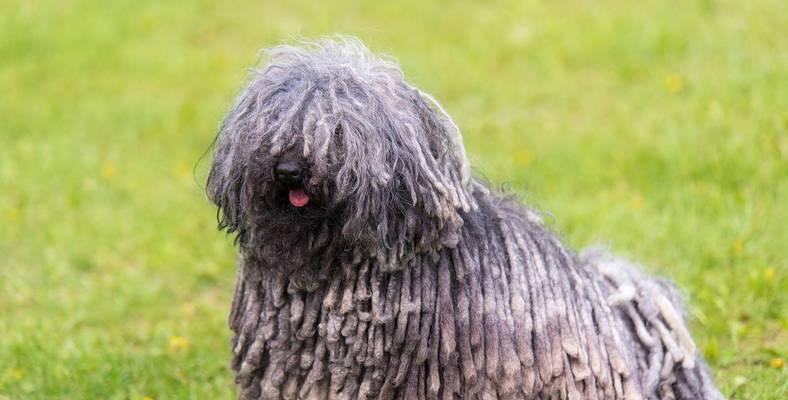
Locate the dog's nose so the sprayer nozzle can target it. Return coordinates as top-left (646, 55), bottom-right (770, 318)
top-left (275, 161), bottom-right (303, 184)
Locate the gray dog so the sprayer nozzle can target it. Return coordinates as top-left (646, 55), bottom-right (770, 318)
top-left (207, 38), bottom-right (723, 400)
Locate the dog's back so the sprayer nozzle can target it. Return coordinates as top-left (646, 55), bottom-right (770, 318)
top-left (579, 248), bottom-right (724, 400)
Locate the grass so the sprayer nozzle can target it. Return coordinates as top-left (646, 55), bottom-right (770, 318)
top-left (1, 0), bottom-right (785, 398)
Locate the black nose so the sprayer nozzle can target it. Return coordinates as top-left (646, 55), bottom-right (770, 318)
top-left (275, 161), bottom-right (303, 184)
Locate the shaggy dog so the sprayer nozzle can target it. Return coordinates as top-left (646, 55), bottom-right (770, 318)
top-left (207, 38), bottom-right (723, 400)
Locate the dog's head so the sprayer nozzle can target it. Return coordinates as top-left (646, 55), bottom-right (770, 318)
top-left (207, 38), bottom-right (477, 273)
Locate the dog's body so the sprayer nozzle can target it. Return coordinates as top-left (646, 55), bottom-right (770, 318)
top-left (208, 38), bottom-right (722, 400)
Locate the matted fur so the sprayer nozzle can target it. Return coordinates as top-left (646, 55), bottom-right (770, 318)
top-left (207, 37), bottom-right (723, 400)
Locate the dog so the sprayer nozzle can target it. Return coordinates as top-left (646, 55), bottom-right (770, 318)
top-left (207, 37), bottom-right (723, 400)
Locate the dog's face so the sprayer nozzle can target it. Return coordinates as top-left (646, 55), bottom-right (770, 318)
top-left (207, 39), bottom-right (476, 273)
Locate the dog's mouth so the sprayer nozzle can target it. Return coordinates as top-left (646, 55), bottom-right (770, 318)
top-left (288, 187), bottom-right (310, 208)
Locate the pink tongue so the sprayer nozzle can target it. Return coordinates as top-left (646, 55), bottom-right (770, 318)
top-left (288, 188), bottom-right (310, 207)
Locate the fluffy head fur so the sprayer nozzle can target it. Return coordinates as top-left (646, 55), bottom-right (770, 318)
top-left (208, 38), bottom-right (723, 399)
top-left (207, 39), bottom-right (476, 277)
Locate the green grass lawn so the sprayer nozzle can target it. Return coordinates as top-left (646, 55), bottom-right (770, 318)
top-left (1, 0), bottom-right (785, 398)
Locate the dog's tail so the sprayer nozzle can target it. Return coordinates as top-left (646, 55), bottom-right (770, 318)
top-left (579, 247), bottom-right (725, 400)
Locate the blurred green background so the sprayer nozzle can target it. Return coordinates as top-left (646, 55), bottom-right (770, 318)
top-left (1, 0), bottom-right (785, 398)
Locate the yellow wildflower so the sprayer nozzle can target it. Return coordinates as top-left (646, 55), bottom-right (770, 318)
top-left (4, 207), bottom-right (18, 222)
top-left (630, 194), bottom-right (645, 210)
top-left (732, 239), bottom-right (743, 255)
top-left (664, 74), bottom-right (684, 94)
top-left (102, 163), bottom-right (117, 179)
top-left (168, 336), bottom-right (190, 353)
top-left (764, 267), bottom-right (775, 282)
top-left (514, 149), bottom-right (533, 167)
top-left (140, 14), bottom-right (159, 33)
top-left (10, 368), bottom-right (23, 380)
top-left (174, 163), bottom-right (191, 182)
top-left (770, 357), bottom-right (784, 369)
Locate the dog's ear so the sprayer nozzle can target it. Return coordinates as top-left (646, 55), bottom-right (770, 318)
top-left (205, 120), bottom-right (242, 238)
top-left (337, 87), bottom-right (478, 265)
top-left (206, 91), bottom-right (262, 240)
